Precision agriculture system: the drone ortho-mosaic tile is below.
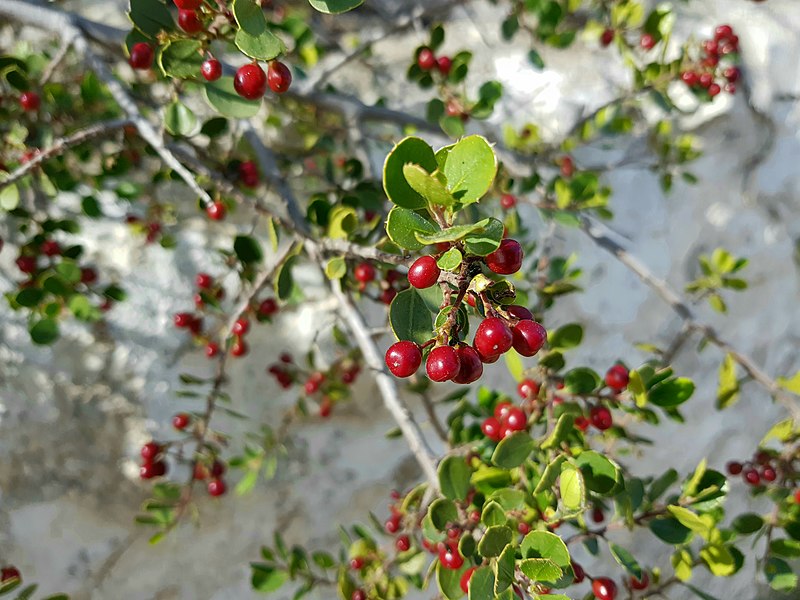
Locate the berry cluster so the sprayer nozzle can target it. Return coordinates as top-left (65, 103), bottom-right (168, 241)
top-left (233, 60), bottom-right (292, 100)
top-left (125, 213), bottom-right (165, 245)
top-left (353, 263), bottom-right (408, 305)
top-left (415, 47), bottom-right (452, 78)
top-left (385, 238), bottom-right (547, 384)
top-left (481, 400), bottom-right (528, 441)
top-left (139, 441), bottom-right (168, 479)
top-left (680, 25), bottom-right (741, 98)
top-left (726, 449), bottom-right (781, 486)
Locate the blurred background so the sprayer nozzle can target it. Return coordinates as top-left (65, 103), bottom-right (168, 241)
top-left (1, 0), bottom-right (799, 598)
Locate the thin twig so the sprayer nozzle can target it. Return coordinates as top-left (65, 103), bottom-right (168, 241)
top-left (41, 31), bottom-right (77, 84)
top-left (420, 389), bottom-right (449, 444)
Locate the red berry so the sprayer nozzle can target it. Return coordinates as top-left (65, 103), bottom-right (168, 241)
top-left (631, 572), bottom-right (650, 590)
top-left (19, 91), bottom-right (40, 112)
top-left (725, 83), bottom-right (737, 95)
top-left (708, 83), bottom-right (721, 98)
top-left (761, 466), bottom-right (777, 482)
top-left (234, 63), bottom-right (268, 100)
top-left (385, 513), bottom-right (401, 534)
top-left (206, 201), bottom-right (226, 220)
top-left (592, 577), bottom-right (617, 600)
top-left (715, 25), bottom-right (733, 40)
top-left (726, 461), bottom-right (743, 475)
top-left (575, 416), bottom-right (590, 431)
top-left (354, 262), bottom-right (376, 283)
top-left (572, 562), bottom-right (585, 583)
top-left (436, 56), bottom-right (452, 76)
top-left (481, 416), bottom-right (503, 442)
top-left (601, 29), bottom-right (615, 47)
top-left (494, 401), bottom-right (513, 420)
top-left (232, 318), bottom-right (250, 336)
top-left (174, 312), bottom-right (194, 328)
top-left (453, 344), bottom-right (483, 384)
top-left (140, 442), bottom-right (161, 461)
top-left (140, 460), bottom-right (167, 479)
top-left (319, 397), bottom-right (332, 418)
top-left (417, 48), bottom-right (436, 70)
top-left (518, 521), bottom-right (531, 534)
top-left (506, 305), bottom-right (533, 321)
top-left (380, 287), bottom-right (397, 305)
top-left (485, 239), bottom-right (523, 274)
top-left (500, 193), bottom-right (517, 209)
top-left (352, 591), bottom-right (366, 600)
top-left (173, 0), bottom-right (201, 8)
top-left (703, 40), bottom-right (719, 55)
top-left (258, 298), bottom-right (278, 317)
top-left (188, 317), bottom-right (203, 335)
top-left (755, 451), bottom-right (771, 465)
top-left (605, 364), bottom-right (629, 391)
top-left (231, 337), bottom-right (248, 357)
top-left (681, 71), bottom-right (699, 86)
top-left (743, 468), bottom-right (761, 485)
top-left (699, 73), bottom-right (714, 88)
top-left (201, 58), bottom-right (222, 81)
top-left (350, 557), bottom-right (365, 570)
top-left (15, 255), bottom-right (37, 274)
top-left (194, 292), bottom-right (204, 309)
top-left (640, 33), bottom-right (656, 50)
top-left (207, 478), bottom-right (226, 496)
top-left (512, 320), bottom-right (547, 357)
top-left (172, 413), bottom-right (190, 430)
top-left (408, 255), bottom-right (440, 289)
top-left (205, 342), bottom-right (219, 358)
top-left (724, 67), bottom-right (740, 83)
top-left (438, 546), bottom-right (464, 570)
top-left (396, 535), bottom-right (411, 552)
top-left (280, 352), bottom-right (293, 363)
top-left (1, 567), bottom-right (21, 583)
top-left (460, 567), bottom-right (477, 593)
top-left (305, 376), bottom-right (322, 395)
top-left (474, 317), bottom-right (514, 359)
top-left (385, 341), bottom-right (422, 378)
top-left (210, 460), bottom-right (225, 477)
top-left (196, 273), bottom-right (213, 289)
top-left (177, 9), bottom-right (203, 33)
top-left (80, 267), bottom-right (98, 285)
top-left (794, 489), bottom-right (800, 504)
top-left (590, 406), bottom-right (613, 431)
top-left (505, 406), bottom-right (527, 431)
top-left (560, 156), bottom-right (575, 178)
top-left (426, 345), bottom-right (461, 382)
top-left (267, 60), bottom-right (292, 93)
top-left (518, 379), bottom-right (539, 399)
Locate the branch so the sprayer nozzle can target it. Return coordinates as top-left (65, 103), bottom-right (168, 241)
top-left (0, 118), bottom-right (131, 191)
top-left (580, 217), bottom-right (800, 419)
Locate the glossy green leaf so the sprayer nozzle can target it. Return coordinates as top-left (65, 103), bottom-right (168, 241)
top-left (234, 235), bottom-right (263, 264)
top-left (437, 247), bottom-right (463, 271)
top-left (540, 414), bottom-right (574, 450)
top-left (308, 0), bottom-right (364, 13)
top-left (732, 513), bottom-right (764, 535)
top-left (440, 135), bottom-right (496, 204)
top-left (575, 451), bottom-right (619, 495)
top-left (389, 288), bottom-right (434, 345)
top-left (494, 543), bottom-right (515, 594)
top-left (463, 217), bottom-right (504, 256)
top-left (385, 207), bottom-right (438, 251)
top-left (438, 455), bottom-right (471, 501)
top-left (548, 323), bottom-right (583, 349)
top-left (519, 558), bottom-right (562, 583)
top-left (559, 463), bottom-right (585, 511)
top-left (764, 557), bottom-right (798, 591)
top-left (383, 137), bottom-right (438, 209)
top-left (564, 367), bottom-right (601, 394)
top-left (477, 525), bottom-right (513, 557)
top-left (608, 543), bottom-right (643, 580)
top-left (325, 257), bottom-right (346, 280)
top-left (165, 101), bottom-right (197, 137)
top-left (233, 0), bottom-right (285, 60)
top-left (520, 531), bottom-right (570, 567)
top-left (491, 432), bottom-right (535, 469)
top-left (468, 566), bottom-right (495, 600)
top-left (436, 561), bottom-right (466, 600)
top-left (403, 164), bottom-right (456, 206)
top-left (429, 498), bottom-right (458, 530)
top-left (205, 77), bottom-right (262, 118)
top-left (158, 39), bottom-right (203, 79)
top-left (128, 0), bottom-right (173, 38)
top-left (481, 501), bottom-right (507, 527)
top-left (415, 219), bottom-right (492, 245)
top-left (649, 377), bottom-right (695, 407)
top-left (533, 455), bottom-right (566, 494)
top-left (29, 318), bottom-right (60, 345)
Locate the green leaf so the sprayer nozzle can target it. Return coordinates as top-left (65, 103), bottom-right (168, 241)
top-left (716, 354), bottom-right (739, 409)
top-left (440, 135), bottom-right (497, 205)
top-left (383, 137), bottom-right (438, 209)
top-left (564, 367), bottom-right (601, 394)
top-left (548, 323), bottom-right (583, 349)
top-left (463, 218), bottom-right (504, 256)
top-left (308, 0), bottom-right (364, 13)
top-left (436, 561), bottom-right (467, 600)
top-left (81, 195), bottom-right (103, 218)
top-left (16, 288), bottom-right (44, 307)
top-left (699, 543), bottom-right (736, 576)
top-left (326, 205), bottom-right (358, 239)
top-left (274, 257), bottom-right (295, 301)
top-left (533, 455), bottom-right (567, 494)
top-left (0, 183), bottom-right (20, 211)
top-left (520, 531), bottom-right (570, 567)
top-left (481, 501), bottom-right (507, 527)
top-left (56, 260), bottom-right (81, 283)
top-left (29, 318), bottom-right (60, 345)
top-left (494, 543), bottom-right (516, 594)
top-left (649, 517), bottom-right (693, 545)
top-left (770, 538), bottom-right (800, 558)
top-left (165, 101), bottom-right (197, 137)
top-left (575, 451), bottom-right (619, 495)
top-left (415, 219), bottom-right (492, 245)
top-left (560, 463), bottom-right (585, 511)
top-left (233, 0), bottom-right (285, 60)
top-left (438, 455), bottom-right (471, 501)
top-left (528, 49), bottom-right (545, 69)
top-left (68, 294), bottom-right (101, 321)
top-left (667, 506), bottom-right (711, 539)
top-left (205, 77), bottom-right (262, 118)
top-left (540, 414), bottom-right (574, 450)
top-left (468, 566), bottom-right (495, 600)
top-left (672, 548), bottom-right (693, 581)
top-left (732, 513), bottom-right (764, 535)
top-left (251, 563), bottom-right (289, 592)
top-left (764, 557), bottom-right (798, 592)
top-left (128, 0), bottom-right (173, 38)
top-left (234, 235), bottom-right (263, 264)
top-left (608, 543), bottom-right (642, 580)
top-left (325, 257), bottom-right (346, 280)
top-left (385, 206), bottom-right (438, 251)
top-left (504, 348), bottom-right (524, 383)
top-left (158, 39), bottom-right (204, 79)
top-left (429, 498), bottom-right (458, 530)
top-left (477, 525), bottom-right (513, 558)
top-left (403, 163), bottom-right (456, 206)
top-left (519, 558), bottom-right (562, 583)
top-left (491, 432), bottom-right (535, 469)
top-left (389, 288), bottom-right (434, 345)
top-left (649, 377), bottom-right (695, 407)
top-left (437, 247), bottom-right (463, 271)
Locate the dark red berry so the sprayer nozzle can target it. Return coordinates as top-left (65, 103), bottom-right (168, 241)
top-left (174, 312), bottom-right (193, 328)
top-left (575, 415), bottom-right (590, 431)
top-left (486, 239), bottom-right (523, 275)
top-left (474, 317), bottom-right (513, 359)
top-left (699, 73), bottom-right (714, 88)
top-left (436, 56), bottom-right (452, 76)
top-left (177, 9), bottom-right (203, 33)
top-left (234, 63), bottom-right (268, 100)
top-left (600, 29), bottom-right (615, 47)
top-left (708, 83), bottom-right (721, 98)
top-left (572, 562), bottom-right (585, 583)
top-left (590, 406), bottom-right (613, 431)
top-left (560, 156), bottom-right (575, 178)
top-left (232, 318), bottom-right (250, 336)
top-left (517, 379), bottom-right (539, 399)
top-left (506, 305), bottom-right (533, 321)
top-left (438, 546), bottom-right (464, 570)
top-left (20, 91), bottom-right (40, 112)
top-left (385, 513), bottom-right (401, 534)
top-left (258, 298), bottom-right (278, 317)
top-left (426, 345), bottom-right (461, 382)
top-left (724, 67), bottom-right (740, 83)
top-left (231, 337), bottom-right (248, 357)
top-left (205, 342), bottom-right (219, 358)
top-left (16, 255), bottom-right (37, 274)
top-left (354, 262), bottom-right (376, 283)
top-left (500, 193), bottom-right (517, 209)
top-left (396, 535), bottom-right (411, 552)
top-left (631, 572), bottom-right (650, 590)
top-left (352, 590), bottom-right (366, 600)
top-left (408, 255), bottom-right (440, 289)
top-left (417, 48), bottom-right (436, 70)
top-left (460, 567), bottom-right (476, 593)
top-left (703, 40), bottom-right (719, 55)
top-left (141, 442), bottom-right (161, 461)
top-left (350, 557), bottom-right (364, 570)
top-left (1, 567), bottom-right (21, 583)
top-left (80, 267), bottom-right (98, 285)
top-left (385, 341), bottom-right (422, 378)
top-left (380, 287), bottom-right (397, 305)
top-left (640, 33), bottom-right (656, 50)
top-left (196, 273), bottom-right (213, 289)
top-left (518, 521), bottom-right (531, 534)
top-left (726, 461), bottom-right (743, 475)
top-left (505, 406), bottom-right (527, 431)
top-left (715, 25), bottom-right (733, 40)
top-left (605, 364), bottom-right (629, 391)
top-left (174, 0), bottom-right (201, 8)
top-left (267, 60), bottom-right (292, 93)
top-left (761, 466), bottom-right (777, 482)
top-left (681, 71), bottom-right (699, 86)
top-left (743, 468), bottom-right (760, 485)
top-left (207, 478), bottom-right (226, 496)
top-left (592, 577), bottom-right (617, 600)
top-left (172, 413), bottom-right (190, 430)
top-left (453, 344), bottom-right (483, 384)
top-left (206, 201), bottom-right (226, 220)
top-left (140, 460), bottom-right (167, 479)
top-left (481, 416), bottom-right (503, 442)
top-left (512, 320), bottom-right (547, 357)
top-left (201, 58), bottom-right (222, 81)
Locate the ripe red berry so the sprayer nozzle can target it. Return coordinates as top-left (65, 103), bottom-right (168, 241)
top-left (743, 468), bottom-right (761, 485)
top-left (205, 342), bottom-right (219, 358)
top-left (319, 397), bottom-right (332, 417)
top-left (177, 9), bottom-right (203, 33)
top-left (385, 340), bottom-right (422, 378)
top-left (600, 28), bottom-right (615, 47)
top-left (512, 320), bottom-right (547, 357)
top-left (605, 364), bottom-right (629, 391)
top-left (572, 562), bottom-right (585, 583)
top-left (174, 312), bottom-right (193, 328)
top-left (703, 40), bottom-right (719, 55)
top-left (560, 156), bottom-right (575, 178)
top-left (715, 24), bottom-right (733, 40)
top-left (481, 416), bottom-right (503, 442)
top-left (681, 71), bottom-right (699, 86)
top-left (631, 572), bottom-right (650, 590)
top-left (794, 489), bottom-right (800, 504)
top-left (232, 318), bottom-right (250, 336)
top-left (437, 56), bottom-right (452, 76)
top-left (500, 193), bottom-right (517, 209)
top-left (350, 557), bottom-right (365, 570)
top-left (494, 401), bottom-right (512, 420)
top-left (201, 58), bottom-right (222, 81)
top-left (172, 413), bottom-right (190, 430)
top-left (258, 298), bottom-right (278, 317)
top-left (206, 201), bottom-right (226, 220)
top-left (196, 273), bottom-right (213, 289)
top-left (518, 521), bottom-right (531, 534)
top-left (380, 287), bottom-right (397, 305)
top-left (396, 535), bottom-right (411, 552)
top-left (575, 415), bottom-right (590, 431)
top-left (140, 442), bottom-right (161, 461)
top-left (417, 48), bottom-right (436, 70)
top-left (207, 478), bottom-right (226, 496)
top-left (426, 345), bottom-right (461, 382)
top-left (518, 379), bottom-right (539, 399)
top-left (486, 239), bottom-right (523, 275)
top-left (408, 255), bottom-right (440, 289)
top-left (726, 461), bottom-right (743, 475)
top-left (504, 305), bottom-right (532, 322)
top-left (761, 466), bottom-right (777, 482)
top-left (590, 406), bottom-right (613, 431)
top-left (453, 344), bottom-right (483, 384)
top-left (592, 577), bottom-right (617, 600)
top-left (699, 73), bottom-right (714, 88)
top-left (438, 546), bottom-right (464, 570)
top-left (1, 567), bottom-right (21, 583)
top-left (708, 83), bottom-right (721, 98)
top-left (231, 337), bottom-right (248, 357)
top-left (474, 317), bottom-right (513, 359)
top-left (15, 255), bottom-right (37, 274)
top-left (724, 67), bottom-right (740, 83)
top-left (80, 267), bottom-right (98, 285)
top-left (460, 567), bottom-right (476, 593)
top-left (140, 460), bottom-right (167, 479)
top-left (173, 0), bottom-right (201, 8)
top-left (234, 63), bottom-right (268, 100)
top-left (267, 60), bottom-right (292, 93)
top-left (640, 33), bottom-right (656, 50)
top-left (305, 375), bottom-right (322, 395)
top-left (385, 513), bottom-right (401, 534)
top-left (505, 406), bottom-right (527, 431)
top-left (352, 590), bottom-right (366, 600)
top-left (19, 91), bottom-right (40, 112)
top-left (354, 262), bottom-right (376, 283)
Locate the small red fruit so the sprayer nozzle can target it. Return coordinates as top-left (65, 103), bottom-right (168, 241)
top-left (500, 193), bottom-right (517, 209)
top-left (708, 83), bottom-right (721, 98)
top-left (205, 342), bottom-right (219, 358)
top-left (426, 345), bottom-right (461, 382)
top-left (232, 318), bottom-right (250, 336)
top-left (15, 255), bottom-right (37, 274)
top-left (505, 406), bottom-right (527, 431)
top-left (1, 567), bottom-right (21, 583)
top-left (196, 273), bottom-right (213, 289)
top-left (172, 413), bottom-right (191, 430)
top-left (258, 298), bottom-right (278, 317)
top-left (408, 255), bottom-right (440, 289)
top-left (474, 317), bottom-right (513, 359)
top-left (715, 25), bottom-right (733, 40)
top-left (512, 320), bottom-right (547, 357)
top-left (207, 478), bottom-right (226, 496)
top-left (485, 239), bottom-right (523, 275)
top-left (267, 60), bottom-right (292, 93)
top-left (140, 442), bottom-right (161, 461)
top-left (206, 201), bottom-right (226, 220)
top-left (140, 460), bottom-right (167, 479)
top-left (630, 572), bottom-right (650, 590)
top-left (640, 33), bottom-right (656, 50)
top-left (460, 567), bottom-right (477, 593)
top-left (575, 416), bottom-right (590, 431)
top-left (481, 416), bottom-right (503, 442)
top-left (385, 513), bottom-right (401, 534)
top-left (417, 48), bottom-right (436, 70)
top-left (80, 267), bottom-right (98, 285)
top-left (590, 406), bottom-right (613, 431)
top-left (352, 590), bottom-right (366, 600)
top-left (517, 379), bottom-right (539, 399)
top-left (350, 557), bottom-right (365, 570)
top-left (201, 58), bottom-right (222, 81)
top-left (605, 364), bottom-right (629, 391)
top-left (319, 397), bottom-right (332, 418)
top-left (173, 0), bottom-right (201, 8)
top-left (385, 341), bottom-right (422, 378)
top-left (453, 344), bottom-right (483, 384)
top-left (592, 577), bottom-right (617, 600)
top-left (177, 9), bottom-right (203, 33)
top-left (436, 56), bottom-right (452, 76)
top-left (174, 312), bottom-right (194, 328)
top-left (726, 461), bottom-right (743, 475)
top-left (518, 521), bottom-right (531, 534)
top-left (572, 562), bottom-right (585, 583)
top-left (761, 466), bottom-right (777, 482)
top-left (354, 262), bottom-right (376, 283)
top-left (438, 546), bottom-right (464, 570)
top-left (396, 535), bottom-right (411, 552)
top-left (234, 63), bottom-right (268, 100)
top-left (19, 91), bottom-right (40, 112)
top-left (743, 468), bottom-right (760, 485)
top-left (506, 305), bottom-right (533, 321)
top-left (560, 156), bottom-right (575, 178)
top-left (380, 287), bottom-right (397, 305)
top-left (681, 71), bottom-right (699, 87)
top-left (231, 337), bottom-right (248, 357)
top-left (600, 28), bottom-right (615, 47)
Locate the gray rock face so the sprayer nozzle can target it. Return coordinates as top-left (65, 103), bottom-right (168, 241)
top-left (1, 1), bottom-right (798, 599)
